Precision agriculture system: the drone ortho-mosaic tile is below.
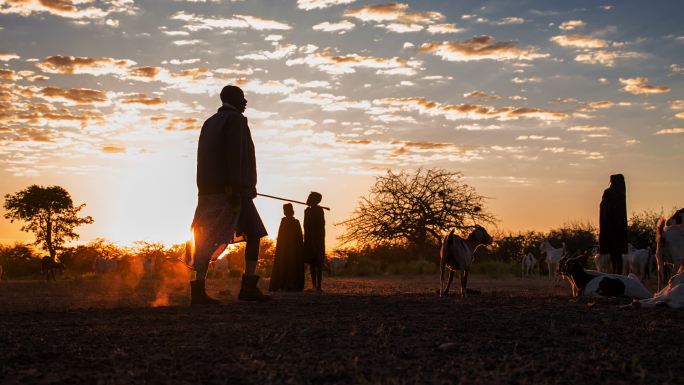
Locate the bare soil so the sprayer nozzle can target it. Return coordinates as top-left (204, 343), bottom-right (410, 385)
top-left (0, 275), bottom-right (682, 385)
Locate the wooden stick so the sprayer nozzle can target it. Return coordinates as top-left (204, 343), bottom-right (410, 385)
top-left (257, 193), bottom-right (331, 211)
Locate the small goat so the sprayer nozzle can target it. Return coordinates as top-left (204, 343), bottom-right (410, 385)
top-left (521, 252), bottom-right (536, 277)
top-left (622, 243), bottom-right (651, 280)
top-left (655, 216), bottom-right (684, 290)
top-left (440, 226), bottom-right (493, 297)
top-left (557, 256), bottom-right (651, 299)
top-left (540, 239), bottom-right (564, 281)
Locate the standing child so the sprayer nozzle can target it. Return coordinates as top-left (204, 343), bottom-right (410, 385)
top-left (304, 192), bottom-right (325, 293)
top-left (269, 203), bottom-right (304, 292)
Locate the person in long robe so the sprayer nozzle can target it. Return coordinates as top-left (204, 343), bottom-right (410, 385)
top-left (304, 192), bottom-right (326, 292)
top-left (269, 204), bottom-right (304, 292)
top-left (599, 174), bottom-right (628, 275)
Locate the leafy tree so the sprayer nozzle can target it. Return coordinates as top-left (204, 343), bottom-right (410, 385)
top-left (338, 168), bottom-right (495, 255)
top-left (547, 221), bottom-right (597, 257)
top-left (3, 185), bottom-right (93, 260)
top-left (628, 209), bottom-right (661, 250)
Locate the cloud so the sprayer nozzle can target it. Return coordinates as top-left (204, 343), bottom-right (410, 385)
top-left (297, 0), bottom-right (356, 10)
top-left (286, 48), bottom-right (422, 75)
top-left (171, 11), bottom-right (291, 32)
top-left (654, 128), bottom-right (684, 135)
top-left (567, 125), bottom-right (610, 132)
top-left (426, 23), bottom-right (463, 34)
top-left (40, 86), bottom-right (108, 105)
top-left (516, 135), bottom-right (560, 141)
top-left (574, 50), bottom-right (646, 67)
top-left (419, 35), bottom-right (548, 62)
top-left (102, 145), bottom-right (126, 153)
top-left (312, 20), bottom-right (355, 33)
top-left (165, 117), bottom-right (198, 131)
top-left (671, 64), bottom-right (684, 75)
top-left (0, 0), bottom-right (136, 22)
top-left (280, 90), bottom-right (370, 111)
top-left (619, 77), bottom-right (670, 94)
top-left (342, 2), bottom-right (446, 33)
top-left (492, 17), bottom-right (525, 25)
top-left (0, 69), bottom-right (18, 81)
top-left (670, 100), bottom-right (684, 110)
top-left (511, 76), bottom-right (541, 83)
top-left (36, 55), bottom-right (135, 76)
top-left (375, 97), bottom-right (567, 122)
top-left (550, 34), bottom-right (608, 49)
top-left (119, 94), bottom-right (166, 106)
top-left (236, 44), bottom-right (297, 61)
top-left (0, 52), bottom-right (20, 61)
top-left (173, 39), bottom-right (206, 46)
top-left (463, 90), bottom-right (500, 101)
top-left (559, 20), bottom-right (586, 30)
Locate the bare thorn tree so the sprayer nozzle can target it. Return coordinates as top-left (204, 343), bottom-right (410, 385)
top-left (337, 168), bottom-right (496, 252)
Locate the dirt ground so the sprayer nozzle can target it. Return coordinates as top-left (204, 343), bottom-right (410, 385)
top-left (1, 274), bottom-right (682, 385)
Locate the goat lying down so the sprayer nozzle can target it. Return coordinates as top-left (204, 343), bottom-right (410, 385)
top-left (440, 225), bottom-right (493, 297)
top-left (637, 272), bottom-right (684, 308)
top-left (557, 256), bottom-right (651, 299)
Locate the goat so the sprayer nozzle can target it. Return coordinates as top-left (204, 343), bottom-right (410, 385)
top-left (638, 272), bottom-right (684, 308)
top-left (655, 217), bottom-right (684, 290)
top-left (540, 239), bottom-right (564, 281)
top-left (521, 252), bottom-right (536, 277)
top-left (41, 256), bottom-right (65, 281)
top-left (622, 243), bottom-right (651, 281)
top-left (440, 225), bottom-right (493, 297)
top-left (666, 208), bottom-right (684, 226)
top-left (557, 256), bottom-right (651, 299)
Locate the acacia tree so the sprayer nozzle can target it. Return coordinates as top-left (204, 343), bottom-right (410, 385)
top-left (338, 168), bottom-right (495, 252)
top-left (4, 185), bottom-right (93, 260)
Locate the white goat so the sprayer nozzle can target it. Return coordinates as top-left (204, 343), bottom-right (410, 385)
top-left (557, 256), bottom-right (651, 299)
top-left (622, 243), bottom-right (650, 280)
top-left (521, 253), bottom-right (536, 277)
top-left (440, 226), bottom-right (493, 297)
top-left (638, 272), bottom-right (684, 308)
top-left (655, 217), bottom-right (684, 290)
top-left (540, 239), bottom-right (564, 281)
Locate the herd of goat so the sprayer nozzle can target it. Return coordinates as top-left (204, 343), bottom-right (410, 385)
top-left (441, 209), bottom-right (684, 308)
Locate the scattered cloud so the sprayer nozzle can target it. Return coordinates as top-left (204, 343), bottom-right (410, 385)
top-left (286, 48), bottom-right (422, 75)
top-left (574, 50), bottom-right (646, 67)
top-left (36, 55), bottom-right (135, 76)
top-left (550, 34), bottom-right (608, 49)
top-left (40, 86), bottom-right (108, 106)
top-left (0, 0), bottom-right (137, 22)
top-left (171, 11), bottom-right (291, 32)
top-left (426, 23), bottom-right (463, 34)
top-left (236, 44), bottom-right (297, 61)
top-left (654, 128), bottom-right (684, 135)
top-left (567, 125), bottom-right (610, 132)
top-left (619, 77), bottom-right (670, 94)
top-left (559, 20), bottom-right (586, 31)
top-left (491, 17), bottom-right (525, 25)
top-left (297, 0), bottom-right (356, 10)
top-left (343, 2), bottom-right (447, 33)
top-left (511, 76), bottom-right (542, 83)
top-left (671, 64), bottom-right (684, 75)
top-left (0, 52), bottom-right (20, 61)
top-left (312, 20), bottom-right (355, 33)
top-left (102, 145), bottom-right (126, 153)
top-left (463, 91), bottom-right (501, 101)
top-left (419, 35), bottom-right (548, 62)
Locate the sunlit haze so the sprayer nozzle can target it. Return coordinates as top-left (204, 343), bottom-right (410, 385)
top-left (0, 0), bottom-right (682, 248)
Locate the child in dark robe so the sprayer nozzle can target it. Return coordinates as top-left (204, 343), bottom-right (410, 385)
top-left (269, 204), bottom-right (304, 292)
top-left (304, 192), bottom-right (326, 293)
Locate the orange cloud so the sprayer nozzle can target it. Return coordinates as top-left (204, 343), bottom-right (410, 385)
top-left (550, 34), bottom-right (608, 49)
top-left (344, 3), bottom-right (444, 24)
top-left (171, 11), bottom-right (291, 32)
top-left (119, 94), bottom-right (166, 105)
top-left (619, 77), bottom-right (670, 95)
top-left (574, 50), bottom-right (646, 67)
top-left (37, 55), bottom-right (135, 75)
top-left (559, 20), bottom-right (586, 31)
top-left (40, 86), bottom-right (108, 105)
top-left (419, 35), bottom-right (548, 62)
top-left (102, 145), bottom-right (126, 153)
top-left (0, 52), bottom-right (20, 61)
top-left (464, 91), bottom-right (501, 101)
top-left (166, 117), bottom-right (198, 131)
top-left (0, 69), bottom-right (18, 81)
top-left (654, 128), bottom-right (684, 135)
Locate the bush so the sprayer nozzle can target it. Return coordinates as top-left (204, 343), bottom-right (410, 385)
top-left (0, 243), bottom-right (41, 279)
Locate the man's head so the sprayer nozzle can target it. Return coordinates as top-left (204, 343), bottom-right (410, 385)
top-left (306, 192), bottom-right (322, 206)
top-left (220, 85), bottom-right (247, 113)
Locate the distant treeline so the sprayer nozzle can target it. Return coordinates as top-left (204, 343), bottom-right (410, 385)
top-left (0, 210), bottom-right (661, 279)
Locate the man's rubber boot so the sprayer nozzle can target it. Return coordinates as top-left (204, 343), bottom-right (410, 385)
top-left (238, 275), bottom-right (272, 302)
top-left (190, 280), bottom-right (221, 305)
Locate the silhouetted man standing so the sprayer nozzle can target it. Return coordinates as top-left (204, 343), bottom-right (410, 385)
top-left (599, 174), bottom-right (628, 275)
top-left (190, 85), bottom-right (270, 304)
top-left (304, 192), bottom-right (326, 292)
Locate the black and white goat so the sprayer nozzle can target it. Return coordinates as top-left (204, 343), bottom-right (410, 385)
top-left (440, 226), bottom-right (493, 297)
top-left (557, 256), bottom-right (651, 299)
top-left (638, 272), bottom-right (684, 308)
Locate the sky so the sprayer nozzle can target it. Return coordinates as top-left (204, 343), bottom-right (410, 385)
top-left (0, 0), bottom-right (682, 249)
